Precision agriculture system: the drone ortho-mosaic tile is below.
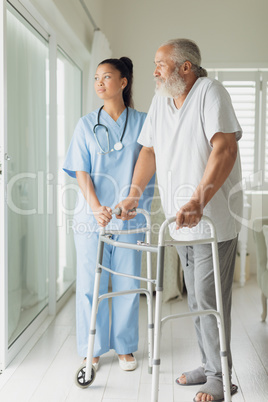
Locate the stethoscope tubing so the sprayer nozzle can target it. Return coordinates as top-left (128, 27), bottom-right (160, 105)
top-left (93, 106), bottom-right (128, 154)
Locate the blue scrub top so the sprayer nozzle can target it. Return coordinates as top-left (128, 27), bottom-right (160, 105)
top-left (63, 107), bottom-right (155, 232)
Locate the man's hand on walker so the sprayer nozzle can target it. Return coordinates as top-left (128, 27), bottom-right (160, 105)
top-left (176, 199), bottom-right (203, 230)
top-left (115, 197), bottom-right (139, 220)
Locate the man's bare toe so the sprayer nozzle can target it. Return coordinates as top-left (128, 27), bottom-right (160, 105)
top-left (195, 392), bottom-right (214, 402)
top-left (177, 374), bottom-right (187, 384)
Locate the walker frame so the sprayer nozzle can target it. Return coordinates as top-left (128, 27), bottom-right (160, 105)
top-left (74, 209), bottom-right (232, 402)
top-left (75, 208), bottom-right (155, 388)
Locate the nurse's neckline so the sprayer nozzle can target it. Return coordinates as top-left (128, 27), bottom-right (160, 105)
top-left (102, 105), bottom-right (126, 122)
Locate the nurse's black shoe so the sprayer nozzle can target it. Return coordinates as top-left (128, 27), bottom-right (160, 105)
top-left (118, 353), bottom-right (137, 371)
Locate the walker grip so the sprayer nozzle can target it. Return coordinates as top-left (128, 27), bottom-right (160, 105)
top-left (112, 207), bottom-right (136, 216)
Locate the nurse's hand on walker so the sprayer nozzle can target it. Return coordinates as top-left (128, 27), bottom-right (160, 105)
top-left (92, 205), bottom-right (113, 227)
top-left (75, 171), bottom-right (112, 227)
top-left (176, 199), bottom-right (203, 230)
top-left (114, 196), bottom-right (139, 220)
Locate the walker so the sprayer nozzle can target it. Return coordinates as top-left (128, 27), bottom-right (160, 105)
top-left (75, 208), bottom-right (155, 388)
top-left (151, 215), bottom-right (232, 402)
top-left (74, 209), bottom-right (232, 402)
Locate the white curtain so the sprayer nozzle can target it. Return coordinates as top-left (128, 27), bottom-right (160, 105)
top-left (7, 8), bottom-right (48, 342)
top-left (86, 30), bottom-right (112, 112)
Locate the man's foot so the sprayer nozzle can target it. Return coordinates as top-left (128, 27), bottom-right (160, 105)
top-left (175, 366), bottom-right (206, 386)
top-left (193, 381), bottom-right (238, 402)
top-left (118, 353), bottom-right (137, 371)
top-left (194, 393), bottom-right (214, 402)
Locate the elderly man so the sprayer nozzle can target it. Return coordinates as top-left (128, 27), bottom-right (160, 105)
top-left (117, 39), bottom-right (242, 402)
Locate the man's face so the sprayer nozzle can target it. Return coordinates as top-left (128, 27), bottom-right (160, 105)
top-left (154, 45), bottom-right (176, 87)
top-left (154, 45), bottom-right (186, 98)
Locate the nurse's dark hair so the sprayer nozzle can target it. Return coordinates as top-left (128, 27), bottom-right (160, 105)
top-left (98, 57), bottom-right (134, 108)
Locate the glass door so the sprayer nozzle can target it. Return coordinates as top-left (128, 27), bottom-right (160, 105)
top-left (0, 0), bottom-right (83, 370)
top-left (0, 0), bottom-right (8, 371)
top-left (6, 5), bottom-right (49, 347)
top-left (57, 48), bottom-right (82, 300)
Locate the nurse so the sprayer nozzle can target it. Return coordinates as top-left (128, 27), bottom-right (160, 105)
top-left (63, 57), bottom-right (154, 371)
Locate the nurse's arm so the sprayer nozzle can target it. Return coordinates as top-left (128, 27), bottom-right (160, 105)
top-left (176, 132), bottom-right (238, 229)
top-left (116, 146), bottom-right (156, 220)
top-left (76, 171), bottom-right (112, 227)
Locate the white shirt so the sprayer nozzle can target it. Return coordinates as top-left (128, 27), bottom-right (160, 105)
top-left (138, 77), bottom-right (243, 242)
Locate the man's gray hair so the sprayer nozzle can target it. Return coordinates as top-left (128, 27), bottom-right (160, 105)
top-left (162, 38), bottom-right (207, 78)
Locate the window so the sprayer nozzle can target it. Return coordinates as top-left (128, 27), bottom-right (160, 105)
top-left (57, 48), bottom-right (82, 300)
top-left (207, 69), bottom-right (268, 190)
top-left (264, 76), bottom-right (268, 182)
top-left (1, 0), bottom-right (85, 371)
top-left (6, 4), bottom-right (49, 346)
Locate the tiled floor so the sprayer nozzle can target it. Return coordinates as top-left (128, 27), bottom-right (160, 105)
top-left (0, 276), bottom-right (267, 401)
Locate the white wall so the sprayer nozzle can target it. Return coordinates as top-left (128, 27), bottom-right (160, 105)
top-left (30, 0), bottom-right (104, 52)
top-left (28, 0), bottom-right (268, 274)
top-left (102, 0), bottom-right (268, 112)
top-left (53, 0), bottom-right (104, 46)
top-left (100, 0), bottom-right (268, 274)
top-left (29, 0), bottom-right (268, 112)
top-left (29, 0), bottom-right (105, 113)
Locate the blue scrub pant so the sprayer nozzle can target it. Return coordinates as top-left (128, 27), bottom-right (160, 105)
top-left (74, 231), bottom-right (145, 358)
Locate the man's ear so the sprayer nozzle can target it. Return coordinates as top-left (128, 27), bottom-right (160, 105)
top-left (182, 60), bottom-right (192, 74)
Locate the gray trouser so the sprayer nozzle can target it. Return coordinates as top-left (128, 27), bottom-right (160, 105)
top-left (176, 236), bottom-right (238, 379)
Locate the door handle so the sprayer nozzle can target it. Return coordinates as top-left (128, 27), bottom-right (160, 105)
top-left (0, 154), bottom-right (11, 175)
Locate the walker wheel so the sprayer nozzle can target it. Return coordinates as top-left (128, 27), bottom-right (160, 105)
top-left (75, 365), bottom-right (96, 388)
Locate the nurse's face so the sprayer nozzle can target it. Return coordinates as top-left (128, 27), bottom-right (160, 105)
top-left (94, 64), bottom-right (127, 102)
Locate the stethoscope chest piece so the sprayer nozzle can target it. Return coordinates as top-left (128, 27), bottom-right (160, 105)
top-left (94, 106), bottom-right (128, 155)
top-left (114, 142), bottom-right (123, 151)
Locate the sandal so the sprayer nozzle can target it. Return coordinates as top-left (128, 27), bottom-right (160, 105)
top-left (175, 366), bottom-right (206, 386)
top-left (193, 381), bottom-right (238, 402)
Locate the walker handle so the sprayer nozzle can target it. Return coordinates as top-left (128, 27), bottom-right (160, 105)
top-left (158, 215), bottom-right (217, 246)
top-left (101, 207), bottom-right (149, 235)
top-left (112, 207), bottom-right (136, 216)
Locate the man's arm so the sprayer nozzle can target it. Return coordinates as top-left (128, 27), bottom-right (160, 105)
top-left (176, 132), bottom-right (238, 229)
top-left (116, 146), bottom-right (156, 220)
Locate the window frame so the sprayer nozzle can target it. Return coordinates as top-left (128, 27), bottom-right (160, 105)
top-left (207, 68), bottom-right (268, 191)
top-left (1, 0), bottom-right (87, 371)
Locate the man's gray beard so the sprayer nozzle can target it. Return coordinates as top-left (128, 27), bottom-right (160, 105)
top-left (155, 71), bottom-right (186, 98)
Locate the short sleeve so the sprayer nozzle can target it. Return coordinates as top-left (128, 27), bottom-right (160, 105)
top-left (63, 118), bottom-right (91, 178)
top-left (137, 97), bottom-right (156, 147)
top-left (203, 81), bottom-right (242, 144)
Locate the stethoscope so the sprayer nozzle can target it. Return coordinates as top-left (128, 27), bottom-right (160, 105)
top-left (93, 106), bottom-right (128, 155)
